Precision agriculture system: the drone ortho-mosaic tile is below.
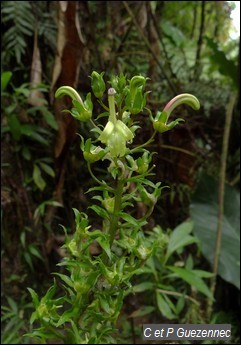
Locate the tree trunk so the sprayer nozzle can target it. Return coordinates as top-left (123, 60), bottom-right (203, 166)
top-left (44, 1), bottom-right (87, 248)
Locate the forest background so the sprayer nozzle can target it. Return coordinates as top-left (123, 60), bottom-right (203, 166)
top-left (1, 1), bottom-right (240, 344)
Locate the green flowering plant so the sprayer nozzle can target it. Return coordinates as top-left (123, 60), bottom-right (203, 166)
top-left (27, 72), bottom-right (200, 344)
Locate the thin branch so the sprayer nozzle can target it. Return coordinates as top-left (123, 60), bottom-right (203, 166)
top-left (194, 1), bottom-right (205, 80)
top-left (207, 93), bottom-right (237, 319)
top-left (156, 288), bottom-right (200, 306)
top-left (190, 2), bottom-right (198, 39)
top-left (160, 144), bottom-right (196, 157)
top-left (230, 173), bottom-right (240, 187)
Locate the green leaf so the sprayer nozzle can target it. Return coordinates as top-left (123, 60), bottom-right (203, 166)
top-left (156, 292), bottom-right (176, 319)
top-left (42, 109), bottom-right (58, 130)
top-left (56, 308), bottom-right (76, 327)
top-left (1, 71), bottom-right (12, 91)
top-left (96, 236), bottom-right (111, 260)
top-left (33, 164), bottom-right (46, 190)
top-left (8, 114), bottom-right (21, 141)
top-left (132, 282), bottom-right (154, 293)
top-left (161, 21), bottom-right (186, 47)
top-left (28, 245), bottom-right (43, 261)
top-left (26, 329), bottom-right (57, 340)
top-left (88, 205), bottom-right (109, 219)
top-left (70, 320), bottom-right (82, 343)
top-left (6, 297), bottom-right (18, 314)
top-left (176, 295), bottom-right (185, 315)
top-left (190, 173), bottom-right (240, 289)
top-left (167, 266), bottom-right (213, 299)
top-left (39, 162), bottom-right (55, 177)
top-left (45, 200), bottom-right (63, 208)
top-left (128, 305), bottom-right (155, 318)
top-left (120, 212), bottom-right (140, 227)
top-left (29, 311), bottom-right (38, 325)
top-left (54, 273), bottom-right (74, 288)
top-left (21, 146), bottom-right (31, 160)
top-left (21, 124), bottom-right (50, 146)
top-left (166, 220), bottom-right (199, 260)
top-left (24, 252), bottom-right (34, 271)
top-left (98, 295), bottom-right (112, 314)
top-left (27, 288), bottom-right (39, 309)
top-left (191, 270), bottom-right (214, 278)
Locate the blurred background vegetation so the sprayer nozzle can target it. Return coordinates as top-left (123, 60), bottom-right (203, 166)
top-left (1, 1), bottom-right (240, 344)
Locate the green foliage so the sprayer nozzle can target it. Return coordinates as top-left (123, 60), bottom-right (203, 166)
top-left (1, 72), bottom-right (57, 191)
top-left (133, 221), bottom-right (213, 322)
top-left (1, 71), bottom-right (13, 91)
top-left (1, 295), bottom-right (34, 344)
top-left (190, 173), bottom-right (240, 289)
top-left (1, 1), bottom-right (34, 64)
top-left (20, 227), bottom-right (44, 272)
top-left (205, 36), bottom-right (239, 88)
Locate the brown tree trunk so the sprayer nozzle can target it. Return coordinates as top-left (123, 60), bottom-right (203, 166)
top-left (44, 1), bottom-right (87, 255)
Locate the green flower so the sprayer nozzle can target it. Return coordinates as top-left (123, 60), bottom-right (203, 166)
top-left (99, 88), bottom-right (134, 157)
top-left (99, 119), bottom-right (134, 157)
top-left (55, 86), bottom-right (93, 122)
top-left (152, 93), bottom-right (200, 133)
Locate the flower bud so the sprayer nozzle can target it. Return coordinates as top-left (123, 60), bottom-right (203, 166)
top-left (37, 302), bottom-right (49, 319)
top-left (125, 76), bottom-right (147, 114)
top-left (139, 182), bottom-right (162, 207)
top-left (136, 151), bottom-right (151, 174)
top-left (110, 73), bottom-right (127, 93)
top-left (135, 245), bottom-right (152, 260)
top-left (102, 196), bottom-right (115, 214)
top-left (140, 186), bottom-right (157, 207)
top-left (81, 137), bottom-right (106, 163)
top-left (73, 280), bottom-right (90, 294)
top-left (91, 71), bottom-right (106, 98)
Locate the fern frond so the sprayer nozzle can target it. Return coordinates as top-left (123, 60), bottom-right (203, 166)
top-left (2, 1), bottom-right (34, 65)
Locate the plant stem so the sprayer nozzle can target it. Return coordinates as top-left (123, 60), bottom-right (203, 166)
top-left (130, 130), bottom-right (157, 153)
top-left (109, 178), bottom-right (125, 246)
top-left (207, 94), bottom-right (236, 319)
top-left (87, 162), bottom-right (107, 187)
top-left (156, 288), bottom-right (200, 306)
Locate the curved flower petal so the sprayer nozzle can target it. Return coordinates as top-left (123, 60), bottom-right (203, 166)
top-left (116, 120), bottom-right (134, 142)
top-left (99, 121), bottom-right (115, 144)
top-left (163, 93), bottom-right (200, 117)
top-left (55, 86), bottom-right (84, 105)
